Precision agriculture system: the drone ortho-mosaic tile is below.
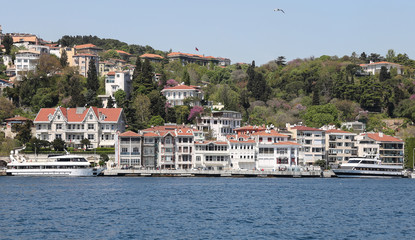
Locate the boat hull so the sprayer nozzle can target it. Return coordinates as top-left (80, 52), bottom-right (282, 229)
top-left (6, 168), bottom-right (101, 177)
top-left (333, 169), bottom-right (403, 178)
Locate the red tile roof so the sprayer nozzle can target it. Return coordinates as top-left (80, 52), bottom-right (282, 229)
top-left (252, 130), bottom-right (288, 137)
top-left (291, 126), bottom-right (323, 131)
top-left (359, 61), bottom-right (401, 67)
top-left (115, 50), bottom-right (131, 56)
top-left (235, 125), bottom-right (267, 132)
top-left (167, 52), bottom-right (219, 60)
top-left (143, 132), bottom-right (159, 137)
top-left (107, 71), bottom-right (116, 76)
top-left (195, 141), bottom-right (228, 145)
top-left (162, 85), bottom-right (197, 91)
top-left (5, 116), bottom-right (31, 121)
top-left (34, 107), bottom-right (122, 123)
top-left (119, 131), bottom-right (141, 137)
top-left (140, 53), bottom-right (164, 59)
top-left (73, 53), bottom-right (97, 57)
top-left (74, 44), bottom-right (99, 49)
top-left (367, 133), bottom-right (403, 142)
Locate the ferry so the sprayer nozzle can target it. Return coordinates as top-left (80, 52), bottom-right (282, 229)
top-left (333, 157), bottom-right (403, 178)
top-left (7, 149), bottom-right (102, 177)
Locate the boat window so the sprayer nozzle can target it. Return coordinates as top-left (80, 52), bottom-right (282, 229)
top-left (361, 160), bottom-right (374, 164)
top-left (348, 160), bottom-right (360, 163)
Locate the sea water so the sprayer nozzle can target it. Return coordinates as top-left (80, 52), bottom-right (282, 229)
top-left (1, 177), bottom-right (415, 239)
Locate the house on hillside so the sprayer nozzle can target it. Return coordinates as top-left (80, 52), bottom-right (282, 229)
top-left (360, 61), bottom-right (403, 75)
top-left (161, 84), bottom-right (204, 107)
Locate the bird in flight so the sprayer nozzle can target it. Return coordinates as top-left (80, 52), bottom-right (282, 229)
top-left (274, 8), bottom-right (285, 13)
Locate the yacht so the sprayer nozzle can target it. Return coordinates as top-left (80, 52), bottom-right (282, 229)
top-left (333, 157), bottom-right (403, 178)
top-left (7, 149), bottom-right (102, 177)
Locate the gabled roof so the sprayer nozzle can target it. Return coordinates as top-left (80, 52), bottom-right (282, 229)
top-left (140, 53), bottom-right (164, 59)
top-left (234, 125), bottom-right (267, 132)
top-left (291, 126), bottom-right (323, 131)
top-left (143, 132), bottom-right (159, 137)
top-left (119, 131), bottom-right (141, 137)
top-left (34, 107), bottom-right (122, 123)
top-left (367, 133), bottom-right (403, 142)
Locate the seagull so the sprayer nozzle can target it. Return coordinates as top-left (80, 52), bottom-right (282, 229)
top-left (274, 8), bottom-right (285, 13)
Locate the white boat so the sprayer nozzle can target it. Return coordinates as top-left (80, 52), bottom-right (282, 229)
top-left (7, 149), bottom-right (102, 177)
top-left (333, 157), bottom-right (403, 178)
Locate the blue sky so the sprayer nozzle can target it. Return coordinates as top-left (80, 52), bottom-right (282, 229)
top-left (2, 0), bottom-right (415, 65)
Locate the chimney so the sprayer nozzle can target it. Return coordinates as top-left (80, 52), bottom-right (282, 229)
top-left (379, 132), bottom-right (383, 138)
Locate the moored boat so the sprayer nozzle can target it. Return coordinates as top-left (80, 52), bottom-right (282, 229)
top-left (7, 149), bottom-right (102, 177)
top-left (333, 157), bottom-right (403, 178)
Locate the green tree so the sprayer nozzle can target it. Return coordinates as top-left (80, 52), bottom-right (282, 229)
top-left (86, 58), bottom-right (99, 93)
top-left (114, 89), bottom-right (127, 108)
top-left (303, 104), bottom-right (339, 128)
top-left (132, 94), bottom-right (151, 129)
top-left (0, 97), bottom-right (15, 122)
top-left (51, 138), bottom-right (66, 151)
top-left (107, 96), bottom-right (115, 108)
top-left (60, 49), bottom-right (68, 67)
top-left (386, 49), bottom-right (395, 62)
top-left (182, 70), bottom-right (190, 85)
top-left (404, 137), bottom-right (415, 169)
top-left (149, 115), bottom-right (165, 126)
top-left (312, 86), bottom-right (320, 105)
top-left (81, 138), bottom-right (91, 150)
top-left (15, 121), bottom-right (32, 144)
top-left (2, 35), bottom-right (13, 55)
top-left (175, 106), bottom-right (190, 124)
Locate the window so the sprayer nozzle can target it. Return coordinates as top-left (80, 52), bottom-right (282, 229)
top-left (57, 115), bottom-right (61, 120)
top-left (55, 134), bottom-right (62, 139)
top-left (56, 124), bottom-right (62, 130)
top-left (88, 134), bottom-right (94, 140)
top-left (122, 148), bottom-right (128, 153)
top-left (88, 124), bottom-right (94, 130)
top-left (89, 114), bottom-right (93, 120)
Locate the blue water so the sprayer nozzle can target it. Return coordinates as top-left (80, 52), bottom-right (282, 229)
top-left (1, 177), bottom-right (415, 240)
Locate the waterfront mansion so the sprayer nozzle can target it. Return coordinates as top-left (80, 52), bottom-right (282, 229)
top-left (34, 106), bottom-right (125, 148)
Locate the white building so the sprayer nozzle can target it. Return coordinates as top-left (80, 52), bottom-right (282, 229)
top-left (161, 84), bottom-right (203, 107)
top-left (34, 106), bottom-right (125, 148)
top-left (105, 71), bottom-right (131, 98)
top-left (197, 111), bottom-right (242, 141)
top-left (15, 50), bottom-right (40, 80)
top-left (287, 125), bottom-right (326, 165)
top-left (359, 61), bottom-right (403, 75)
top-left (252, 129), bottom-right (300, 170)
top-left (117, 131), bottom-right (142, 168)
top-left (227, 134), bottom-right (256, 170)
top-left (194, 141), bottom-right (230, 170)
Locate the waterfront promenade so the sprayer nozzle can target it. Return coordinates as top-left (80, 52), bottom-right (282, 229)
top-left (102, 168), bottom-right (322, 178)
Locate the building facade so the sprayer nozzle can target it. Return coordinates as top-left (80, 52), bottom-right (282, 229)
top-left (34, 106), bottom-right (125, 148)
top-left (325, 129), bottom-right (357, 164)
top-left (161, 84), bottom-right (204, 107)
top-left (287, 125), bottom-right (326, 165)
top-left (197, 111), bottom-right (242, 141)
top-left (105, 71), bottom-right (131, 97)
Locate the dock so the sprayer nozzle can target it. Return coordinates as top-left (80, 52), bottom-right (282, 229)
top-left (102, 169), bottom-right (322, 178)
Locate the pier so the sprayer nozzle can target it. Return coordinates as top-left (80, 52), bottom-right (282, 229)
top-left (102, 169), bottom-right (322, 178)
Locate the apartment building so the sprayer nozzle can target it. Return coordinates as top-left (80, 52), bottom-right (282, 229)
top-left (140, 53), bottom-right (164, 63)
top-left (287, 125), bottom-right (325, 165)
top-left (325, 129), bottom-right (357, 164)
top-left (34, 106), bottom-right (125, 148)
top-left (251, 129), bottom-right (300, 170)
top-left (197, 111), bottom-right (242, 141)
top-left (355, 132), bottom-right (404, 165)
top-left (117, 131), bottom-right (142, 168)
top-left (72, 53), bottom-right (99, 77)
top-left (105, 71), bottom-right (131, 97)
top-left (15, 50), bottom-right (40, 80)
top-left (227, 134), bottom-right (256, 170)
